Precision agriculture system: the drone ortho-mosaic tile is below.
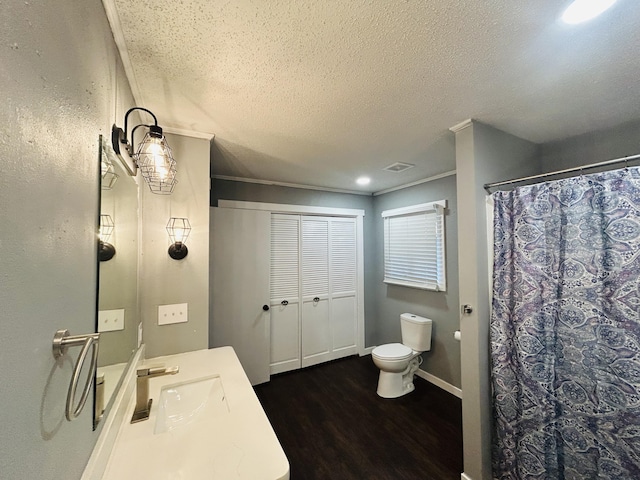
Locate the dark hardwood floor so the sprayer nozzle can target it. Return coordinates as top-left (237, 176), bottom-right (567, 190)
top-left (254, 355), bottom-right (463, 480)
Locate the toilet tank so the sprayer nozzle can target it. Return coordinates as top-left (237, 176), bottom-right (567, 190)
top-left (400, 313), bottom-right (433, 352)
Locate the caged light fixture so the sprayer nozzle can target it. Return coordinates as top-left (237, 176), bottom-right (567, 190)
top-left (99, 214), bottom-right (116, 261)
top-left (100, 146), bottom-right (119, 190)
top-left (166, 217), bottom-right (191, 260)
top-left (111, 107), bottom-right (177, 195)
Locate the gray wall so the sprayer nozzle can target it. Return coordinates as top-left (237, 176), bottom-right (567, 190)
top-left (140, 134), bottom-right (211, 358)
top-left (455, 121), bottom-right (540, 480)
top-left (211, 178), bottom-right (378, 346)
top-left (0, 1), bottom-right (136, 478)
top-left (540, 117), bottom-right (640, 172)
top-left (372, 174), bottom-right (461, 387)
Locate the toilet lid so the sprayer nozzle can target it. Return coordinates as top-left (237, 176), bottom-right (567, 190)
top-left (372, 343), bottom-right (413, 360)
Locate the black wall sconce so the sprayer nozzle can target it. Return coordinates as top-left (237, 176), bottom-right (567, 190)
top-left (99, 214), bottom-right (116, 261)
top-left (111, 107), bottom-right (177, 195)
top-left (167, 217), bottom-right (191, 260)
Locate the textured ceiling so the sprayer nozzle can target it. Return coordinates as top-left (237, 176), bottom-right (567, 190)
top-left (106, 0), bottom-right (640, 193)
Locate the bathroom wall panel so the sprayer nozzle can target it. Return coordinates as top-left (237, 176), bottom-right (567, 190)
top-left (140, 134), bottom-right (211, 359)
top-left (0, 0), bottom-right (137, 478)
top-left (372, 174), bottom-right (461, 387)
top-left (539, 117), bottom-right (640, 172)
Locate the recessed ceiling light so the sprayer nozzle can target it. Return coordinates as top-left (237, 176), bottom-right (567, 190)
top-left (561, 0), bottom-right (617, 24)
top-left (356, 176), bottom-right (371, 186)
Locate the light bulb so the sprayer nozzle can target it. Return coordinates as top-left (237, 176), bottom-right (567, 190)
top-left (561, 0), bottom-right (617, 24)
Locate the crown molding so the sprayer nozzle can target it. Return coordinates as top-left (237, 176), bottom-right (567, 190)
top-left (102, 0), bottom-right (144, 105)
top-left (212, 175), bottom-right (373, 196)
top-left (164, 127), bottom-right (215, 140)
top-left (449, 119), bottom-right (474, 133)
top-left (373, 170), bottom-right (456, 196)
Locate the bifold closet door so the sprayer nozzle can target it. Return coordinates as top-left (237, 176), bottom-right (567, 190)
top-left (301, 216), bottom-right (331, 367)
top-left (300, 216), bottom-right (357, 367)
top-left (269, 214), bottom-right (301, 375)
top-left (210, 207), bottom-right (271, 386)
top-left (328, 217), bottom-right (357, 357)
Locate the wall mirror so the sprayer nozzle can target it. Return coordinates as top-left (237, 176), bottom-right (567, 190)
top-left (95, 134), bottom-right (139, 427)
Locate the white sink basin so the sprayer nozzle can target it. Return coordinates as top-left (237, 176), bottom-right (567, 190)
top-left (154, 374), bottom-right (230, 435)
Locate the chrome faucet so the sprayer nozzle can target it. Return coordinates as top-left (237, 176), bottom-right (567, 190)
top-left (131, 365), bottom-right (179, 423)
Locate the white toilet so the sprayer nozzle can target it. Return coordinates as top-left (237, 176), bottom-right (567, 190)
top-left (371, 313), bottom-right (433, 398)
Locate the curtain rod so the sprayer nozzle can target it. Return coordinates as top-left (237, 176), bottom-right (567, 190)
top-left (484, 153), bottom-right (640, 193)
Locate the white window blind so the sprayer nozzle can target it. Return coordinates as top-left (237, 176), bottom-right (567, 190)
top-left (382, 201), bottom-right (446, 291)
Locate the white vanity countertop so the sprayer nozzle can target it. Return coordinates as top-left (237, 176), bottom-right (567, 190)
top-left (102, 347), bottom-right (289, 480)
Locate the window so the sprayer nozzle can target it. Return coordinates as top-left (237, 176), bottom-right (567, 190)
top-left (382, 200), bottom-right (446, 291)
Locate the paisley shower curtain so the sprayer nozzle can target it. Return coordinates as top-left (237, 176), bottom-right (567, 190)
top-left (490, 167), bottom-right (640, 479)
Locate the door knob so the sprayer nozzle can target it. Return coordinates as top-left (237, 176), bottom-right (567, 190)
top-left (313, 297), bottom-right (320, 303)
top-left (262, 305), bottom-right (269, 311)
top-left (281, 300), bottom-right (288, 306)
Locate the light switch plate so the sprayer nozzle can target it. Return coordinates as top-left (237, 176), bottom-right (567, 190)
top-left (98, 309), bottom-right (125, 332)
top-left (158, 303), bottom-right (188, 325)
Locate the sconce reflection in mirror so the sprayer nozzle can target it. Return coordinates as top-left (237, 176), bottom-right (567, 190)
top-left (111, 107), bottom-right (177, 195)
top-left (167, 217), bottom-right (191, 260)
top-left (99, 214), bottom-right (116, 262)
top-left (101, 146), bottom-right (119, 190)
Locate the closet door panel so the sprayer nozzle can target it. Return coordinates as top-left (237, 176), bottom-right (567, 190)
top-left (301, 217), bottom-right (329, 298)
top-left (271, 214), bottom-right (300, 301)
top-left (210, 207), bottom-right (271, 385)
top-left (301, 298), bottom-right (331, 367)
top-left (329, 218), bottom-right (357, 296)
top-left (329, 217), bottom-right (357, 357)
top-left (331, 295), bottom-right (357, 352)
top-left (270, 214), bottom-right (301, 374)
top-left (270, 302), bottom-right (300, 375)
top-left (301, 216), bottom-right (331, 366)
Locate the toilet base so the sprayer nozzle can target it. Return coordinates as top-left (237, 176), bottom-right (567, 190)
top-left (375, 357), bottom-right (420, 398)
top-left (376, 371), bottom-right (415, 398)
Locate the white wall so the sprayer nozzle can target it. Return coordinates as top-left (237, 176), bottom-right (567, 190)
top-left (139, 133), bottom-right (211, 358)
top-left (0, 1), bottom-right (136, 478)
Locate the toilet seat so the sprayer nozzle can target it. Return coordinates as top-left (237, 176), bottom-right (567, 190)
top-left (372, 343), bottom-right (413, 361)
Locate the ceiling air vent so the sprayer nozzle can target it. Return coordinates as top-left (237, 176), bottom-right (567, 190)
top-left (383, 162), bottom-right (415, 173)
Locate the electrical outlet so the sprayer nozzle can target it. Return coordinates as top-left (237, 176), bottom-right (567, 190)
top-left (98, 309), bottom-right (125, 332)
top-left (158, 303), bottom-right (188, 325)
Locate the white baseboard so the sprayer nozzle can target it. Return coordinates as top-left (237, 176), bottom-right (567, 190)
top-left (360, 349), bottom-right (463, 399)
top-left (461, 473), bottom-right (474, 480)
top-left (416, 368), bottom-right (463, 399)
